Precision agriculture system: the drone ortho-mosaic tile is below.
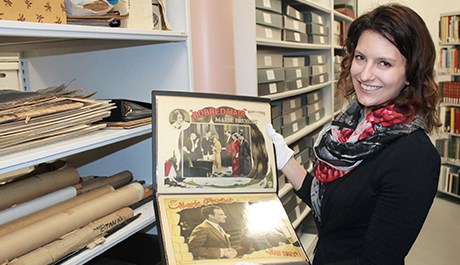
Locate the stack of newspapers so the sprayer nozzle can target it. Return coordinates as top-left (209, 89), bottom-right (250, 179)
top-left (0, 84), bottom-right (115, 155)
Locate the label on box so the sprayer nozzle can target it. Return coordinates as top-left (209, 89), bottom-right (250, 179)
top-left (264, 56), bottom-right (273, 66)
top-left (316, 112), bottom-right (320, 120)
top-left (296, 79), bottom-right (303, 88)
top-left (318, 17), bottom-right (323, 24)
top-left (294, 32), bottom-right (300, 42)
top-left (290, 100), bottom-right (296, 108)
top-left (263, 0), bottom-right (271, 8)
top-left (265, 28), bottom-right (273, 39)
top-left (320, 75), bottom-right (324, 83)
top-left (263, 13), bottom-right (272, 23)
top-left (296, 69), bottom-right (302, 78)
top-left (320, 36), bottom-right (325, 44)
top-left (314, 102), bottom-right (320, 111)
top-left (290, 112), bottom-right (297, 121)
top-left (293, 122), bottom-right (299, 132)
top-left (317, 56), bottom-right (323, 64)
top-left (293, 21), bottom-right (299, 30)
top-left (269, 83), bottom-right (277, 93)
top-left (314, 93), bottom-right (319, 101)
top-left (266, 70), bottom-right (275, 80)
top-left (320, 27), bottom-right (325, 34)
top-left (293, 58), bottom-right (299, 67)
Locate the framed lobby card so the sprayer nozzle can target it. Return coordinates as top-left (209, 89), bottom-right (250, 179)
top-left (152, 91), bottom-right (278, 194)
top-left (156, 193), bottom-right (310, 265)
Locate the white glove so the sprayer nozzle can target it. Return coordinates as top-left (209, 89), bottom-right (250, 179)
top-left (266, 124), bottom-right (294, 170)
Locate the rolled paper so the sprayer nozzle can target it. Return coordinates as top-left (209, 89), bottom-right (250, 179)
top-left (9, 207), bottom-right (134, 265)
top-left (0, 186), bottom-right (77, 226)
top-left (0, 182), bottom-right (144, 261)
top-left (77, 170), bottom-right (133, 194)
top-left (0, 167), bottom-right (81, 211)
top-left (0, 185), bottom-right (113, 238)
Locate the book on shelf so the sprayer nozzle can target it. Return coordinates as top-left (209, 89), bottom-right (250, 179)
top-left (439, 14), bottom-right (460, 43)
top-left (439, 165), bottom-right (460, 195)
top-left (439, 47), bottom-right (460, 74)
top-left (440, 81), bottom-right (460, 104)
top-left (151, 91), bottom-right (310, 265)
top-left (442, 106), bottom-right (460, 134)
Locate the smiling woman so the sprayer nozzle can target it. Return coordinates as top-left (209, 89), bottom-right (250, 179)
top-left (267, 3), bottom-right (442, 265)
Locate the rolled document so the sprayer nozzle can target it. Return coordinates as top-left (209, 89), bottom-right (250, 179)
top-left (9, 207), bottom-right (134, 265)
top-left (0, 167), bottom-right (81, 211)
top-left (76, 170), bottom-right (133, 194)
top-left (0, 186), bottom-right (77, 226)
top-left (0, 185), bottom-right (113, 238)
top-left (0, 182), bottom-right (144, 261)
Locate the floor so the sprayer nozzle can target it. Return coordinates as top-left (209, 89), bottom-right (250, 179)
top-left (406, 194), bottom-right (460, 265)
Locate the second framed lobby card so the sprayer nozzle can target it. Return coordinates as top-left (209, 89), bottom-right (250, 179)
top-left (156, 193), bottom-right (310, 265)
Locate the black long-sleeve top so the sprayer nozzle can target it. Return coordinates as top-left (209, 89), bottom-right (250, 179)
top-left (295, 129), bottom-right (440, 265)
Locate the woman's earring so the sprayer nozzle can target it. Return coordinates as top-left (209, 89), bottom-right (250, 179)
top-left (405, 81), bottom-right (410, 86)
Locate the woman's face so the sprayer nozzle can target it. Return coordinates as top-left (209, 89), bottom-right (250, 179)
top-left (350, 30), bottom-right (407, 114)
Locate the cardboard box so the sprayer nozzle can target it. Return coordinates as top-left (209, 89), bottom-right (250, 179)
top-left (0, 0), bottom-right (67, 24)
top-left (308, 34), bottom-right (329, 45)
top-left (303, 10), bottom-right (326, 25)
top-left (310, 73), bottom-right (329, 85)
top-left (257, 67), bottom-right (285, 83)
top-left (285, 78), bottom-right (309, 90)
top-left (306, 54), bottom-right (329, 66)
top-left (282, 108), bottom-right (304, 125)
top-left (258, 81), bottom-right (286, 96)
top-left (256, 24), bottom-right (282, 41)
top-left (281, 96), bottom-right (302, 112)
top-left (256, 9), bottom-right (283, 29)
top-left (306, 23), bottom-right (329, 36)
top-left (255, 0), bottom-right (282, 14)
top-left (257, 52), bottom-right (283, 68)
top-left (283, 29), bottom-right (307, 43)
top-left (283, 56), bottom-right (305, 68)
top-left (310, 64), bottom-right (328, 76)
top-left (283, 15), bottom-right (306, 34)
top-left (284, 5), bottom-right (303, 21)
top-left (285, 66), bottom-right (309, 81)
top-left (281, 118), bottom-right (306, 137)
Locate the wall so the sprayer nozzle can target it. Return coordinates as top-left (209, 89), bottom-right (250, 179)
top-left (358, 0), bottom-right (460, 80)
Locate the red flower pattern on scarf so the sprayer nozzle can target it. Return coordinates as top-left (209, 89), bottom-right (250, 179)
top-left (314, 105), bottom-right (412, 183)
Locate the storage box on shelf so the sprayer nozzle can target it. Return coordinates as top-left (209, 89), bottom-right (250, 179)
top-left (0, 0), bottom-right (190, 263)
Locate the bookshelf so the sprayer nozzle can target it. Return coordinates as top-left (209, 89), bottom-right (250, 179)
top-left (437, 11), bottom-right (460, 198)
top-left (232, 0), bottom-right (356, 256)
top-left (0, 0), bottom-right (191, 262)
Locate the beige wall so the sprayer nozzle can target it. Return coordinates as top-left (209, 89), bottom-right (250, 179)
top-left (357, 0), bottom-right (460, 80)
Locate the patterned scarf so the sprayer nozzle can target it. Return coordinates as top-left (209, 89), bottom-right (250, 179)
top-left (313, 101), bottom-right (426, 183)
top-left (310, 101), bottom-right (426, 224)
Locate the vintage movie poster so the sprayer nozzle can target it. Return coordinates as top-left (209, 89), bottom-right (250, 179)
top-left (156, 193), bottom-right (310, 265)
top-left (152, 92), bottom-right (278, 194)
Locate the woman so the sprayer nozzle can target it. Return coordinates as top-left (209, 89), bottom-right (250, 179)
top-left (267, 4), bottom-right (441, 265)
top-left (227, 132), bottom-right (241, 177)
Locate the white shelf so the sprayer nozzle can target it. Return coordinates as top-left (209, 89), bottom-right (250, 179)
top-left (0, 20), bottom-right (187, 43)
top-left (279, 183), bottom-right (294, 198)
top-left (257, 38), bottom-right (331, 50)
top-left (262, 82), bottom-right (333, 101)
top-left (292, 207), bottom-right (312, 229)
top-left (285, 116), bottom-right (331, 145)
top-left (299, 232), bottom-right (318, 258)
top-left (438, 190), bottom-right (460, 199)
top-left (0, 125), bottom-right (151, 175)
top-left (62, 201), bottom-right (156, 265)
